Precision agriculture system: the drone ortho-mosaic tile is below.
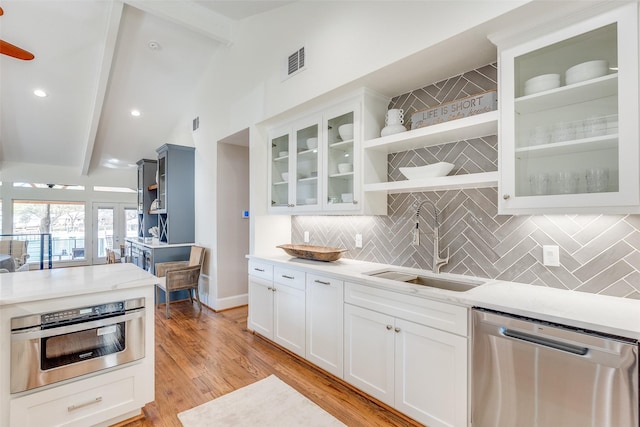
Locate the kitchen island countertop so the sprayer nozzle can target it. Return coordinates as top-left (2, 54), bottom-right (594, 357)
top-left (0, 263), bottom-right (159, 306)
top-left (248, 254), bottom-right (640, 340)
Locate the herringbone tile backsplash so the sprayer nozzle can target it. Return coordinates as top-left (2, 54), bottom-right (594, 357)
top-left (292, 63), bottom-right (640, 299)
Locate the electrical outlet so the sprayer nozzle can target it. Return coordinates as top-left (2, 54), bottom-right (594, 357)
top-left (543, 245), bottom-right (560, 267)
top-left (303, 231), bottom-right (310, 243)
top-left (355, 234), bottom-right (363, 248)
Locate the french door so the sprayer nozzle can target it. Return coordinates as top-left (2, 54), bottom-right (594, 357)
top-left (92, 202), bottom-right (137, 264)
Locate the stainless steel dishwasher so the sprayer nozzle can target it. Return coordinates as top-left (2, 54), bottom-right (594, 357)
top-left (472, 308), bottom-right (639, 427)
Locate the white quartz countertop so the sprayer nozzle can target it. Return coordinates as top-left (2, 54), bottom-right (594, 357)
top-left (126, 238), bottom-right (194, 249)
top-left (0, 264), bottom-right (159, 306)
top-left (248, 254), bottom-right (640, 340)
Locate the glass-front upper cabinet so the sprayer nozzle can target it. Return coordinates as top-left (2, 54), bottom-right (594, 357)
top-left (323, 103), bottom-right (360, 212)
top-left (268, 117), bottom-right (321, 213)
top-left (498, 3), bottom-right (638, 214)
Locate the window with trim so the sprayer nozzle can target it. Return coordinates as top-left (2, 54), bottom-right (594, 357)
top-left (13, 201), bottom-right (85, 261)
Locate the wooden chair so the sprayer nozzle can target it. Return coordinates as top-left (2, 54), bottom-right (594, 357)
top-left (155, 246), bottom-right (206, 319)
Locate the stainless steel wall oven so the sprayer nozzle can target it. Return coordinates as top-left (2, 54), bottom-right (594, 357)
top-left (10, 298), bottom-right (145, 393)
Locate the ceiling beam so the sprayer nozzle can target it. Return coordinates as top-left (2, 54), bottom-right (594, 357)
top-left (124, 0), bottom-right (233, 45)
top-left (80, 0), bottom-right (125, 176)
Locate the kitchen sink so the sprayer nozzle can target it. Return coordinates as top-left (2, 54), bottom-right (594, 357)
top-left (365, 270), bottom-right (481, 292)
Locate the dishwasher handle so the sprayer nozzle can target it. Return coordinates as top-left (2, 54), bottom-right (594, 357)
top-left (502, 327), bottom-right (588, 356)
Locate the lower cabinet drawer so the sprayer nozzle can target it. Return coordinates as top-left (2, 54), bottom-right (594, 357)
top-left (345, 281), bottom-right (468, 336)
top-left (273, 266), bottom-right (305, 290)
top-left (10, 374), bottom-right (136, 427)
top-left (248, 260), bottom-right (273, 281)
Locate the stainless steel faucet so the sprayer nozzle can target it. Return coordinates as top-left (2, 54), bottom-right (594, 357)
top-left (413, 200), bottom-right (449, 273)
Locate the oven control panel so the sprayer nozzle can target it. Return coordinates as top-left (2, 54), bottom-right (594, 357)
top-left (41, 301), bottom-right (125, 324)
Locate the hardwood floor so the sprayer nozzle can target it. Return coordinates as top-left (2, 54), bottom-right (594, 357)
top-left (121, 300), bottom-right (420, 427)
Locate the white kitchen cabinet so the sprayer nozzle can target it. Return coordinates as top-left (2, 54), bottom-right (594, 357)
top-left (305, 274), bottom-right (344, 378)
top-left (363, 111), bottom-right (499, 194)
top-left (267, 89), bottom-right (388, 215)
top-left (344, 282), bottom-right (468, 427)
top-left (247, 263), bottom-right (306, 358)
top-left (496, 3), bottom-right (639, 214)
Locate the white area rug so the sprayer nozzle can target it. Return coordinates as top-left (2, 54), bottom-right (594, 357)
top-left (178, 375), bottom-right (346, 426)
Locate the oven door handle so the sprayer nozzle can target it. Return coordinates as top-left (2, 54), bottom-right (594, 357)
top-left (10, 309), bottom-right (145, 341)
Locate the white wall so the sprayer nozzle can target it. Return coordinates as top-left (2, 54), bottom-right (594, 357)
top-left (169, 1), bottom-right (529, 309)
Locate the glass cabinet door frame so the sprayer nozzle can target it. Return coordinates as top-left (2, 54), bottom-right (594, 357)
top-left (267, 116), bottom-right (323, 213)
top-left (498, 3), bottom-right (639, 214)
top-left (322, 101), bottom-right (362, 212)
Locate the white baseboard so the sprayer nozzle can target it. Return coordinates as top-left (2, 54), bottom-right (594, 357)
top-left (208, 293), bottom-right (248, 311)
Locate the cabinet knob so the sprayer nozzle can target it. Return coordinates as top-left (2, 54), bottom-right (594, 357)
top-left (386, 325), bottom-right (392, 330)
top-left (353, 200), bottom-right (358, 205)
top-left (394, 327), bottom-right (401, 333)
top-left (503, 194), bottom-right (510, 200)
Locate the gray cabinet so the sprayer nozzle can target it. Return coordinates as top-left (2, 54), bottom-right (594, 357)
top-left (155, 144), bottom-right (195, 244)
top-left (136, 159), bottom-right (158, 239)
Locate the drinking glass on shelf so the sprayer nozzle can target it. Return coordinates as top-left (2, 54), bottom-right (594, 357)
top-left (555, 171), bottom-right (580, 194)
top-left (529, 173), bottom-right (549, 196)
top-left (528, 125), bottom-right (550, 146)
top-left (586, 168), bottom-right (609, 192)
top-left (552, 122), bottom-right (576, 143)
top-left (583, 116), bottom-right (607, 137)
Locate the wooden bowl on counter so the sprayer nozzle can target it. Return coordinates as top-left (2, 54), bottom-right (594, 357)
top-left (276, 244), bottom-right (348, 262)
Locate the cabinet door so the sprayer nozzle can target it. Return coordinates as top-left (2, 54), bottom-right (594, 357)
top-left (273, 282), bottom-right (306, 357)
top-left (268, 125), bottom-right (293, 212)
top-left (323, 102), bottom-right (362, 212)
top-left (499, 3), bottom-right (639, 214)
top-left (248, 276), bottom-right (274, 340)
top-left (292, 116), bottom-right (322, 211)
top-left (343, 304), bottom-right (395, 406)
top-left (305, 275), bottom-right (344, 378)
top-left (394, 319), bottom-right (468, 427)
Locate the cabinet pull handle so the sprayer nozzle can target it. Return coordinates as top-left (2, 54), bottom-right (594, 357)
top-left (254, 268), bottom-right (265, 272)
top-left (314, 280), bottom-right (331, 285)
top-left (386, 325), bottom-right (393, 330)
top-left (282, 274), bottom-right (295, 279)
top-left (394, 327), bottom-right (401, 333)
top-left (68, 396), bottom-right (102, 412)
top-left (503, 194), bottom-right (510, 200)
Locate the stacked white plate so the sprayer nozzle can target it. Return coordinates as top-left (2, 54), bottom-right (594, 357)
top-left (524, 73), bottom-right (561, 96)
top-left (565, 60), bottom-right (608, 85)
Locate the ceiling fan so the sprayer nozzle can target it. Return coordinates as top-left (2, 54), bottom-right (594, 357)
top-left (0, 6), bottom-right (35, 60)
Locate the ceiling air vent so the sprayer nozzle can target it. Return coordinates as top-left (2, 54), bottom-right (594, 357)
top-left (283, 46), bottom-right (306, 80)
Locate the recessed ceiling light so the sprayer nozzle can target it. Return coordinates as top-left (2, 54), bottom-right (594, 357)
top-left (33, 89), bottom-right (47, 97)
top-left (131, 109), bottom-right (141, 117)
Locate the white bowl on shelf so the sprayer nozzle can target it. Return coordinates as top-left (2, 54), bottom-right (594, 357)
top-left (337, 163), bottom-right (353, 174)
top-left (523, 73), bottom-right (560, 95)
top-left (306, 138), bottom-right (318, 149)
top-left (338, 124), bottom-right (354, 140)
top-left (281, 172), bottom-right (289, 182)
top-left (565, 60), bottom-right (608, 85)
top-left (399, 162), bottom-right (455, 180)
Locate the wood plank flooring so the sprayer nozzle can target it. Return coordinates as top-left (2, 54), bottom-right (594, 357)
top-left (121, 300), bottom-right (420, 427)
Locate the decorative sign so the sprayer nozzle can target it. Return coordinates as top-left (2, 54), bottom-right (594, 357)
top-left (411, 90), bottom-right (497, 129)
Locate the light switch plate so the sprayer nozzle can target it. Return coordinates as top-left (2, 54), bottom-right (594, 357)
top-left (543, 245), bottom-right (560, 267)
top-left (303, 231), bottom-right (310, 243)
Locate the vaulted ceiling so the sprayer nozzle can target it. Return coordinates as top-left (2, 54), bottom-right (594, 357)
top-left (0, 1), bottom-right (291, 177)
